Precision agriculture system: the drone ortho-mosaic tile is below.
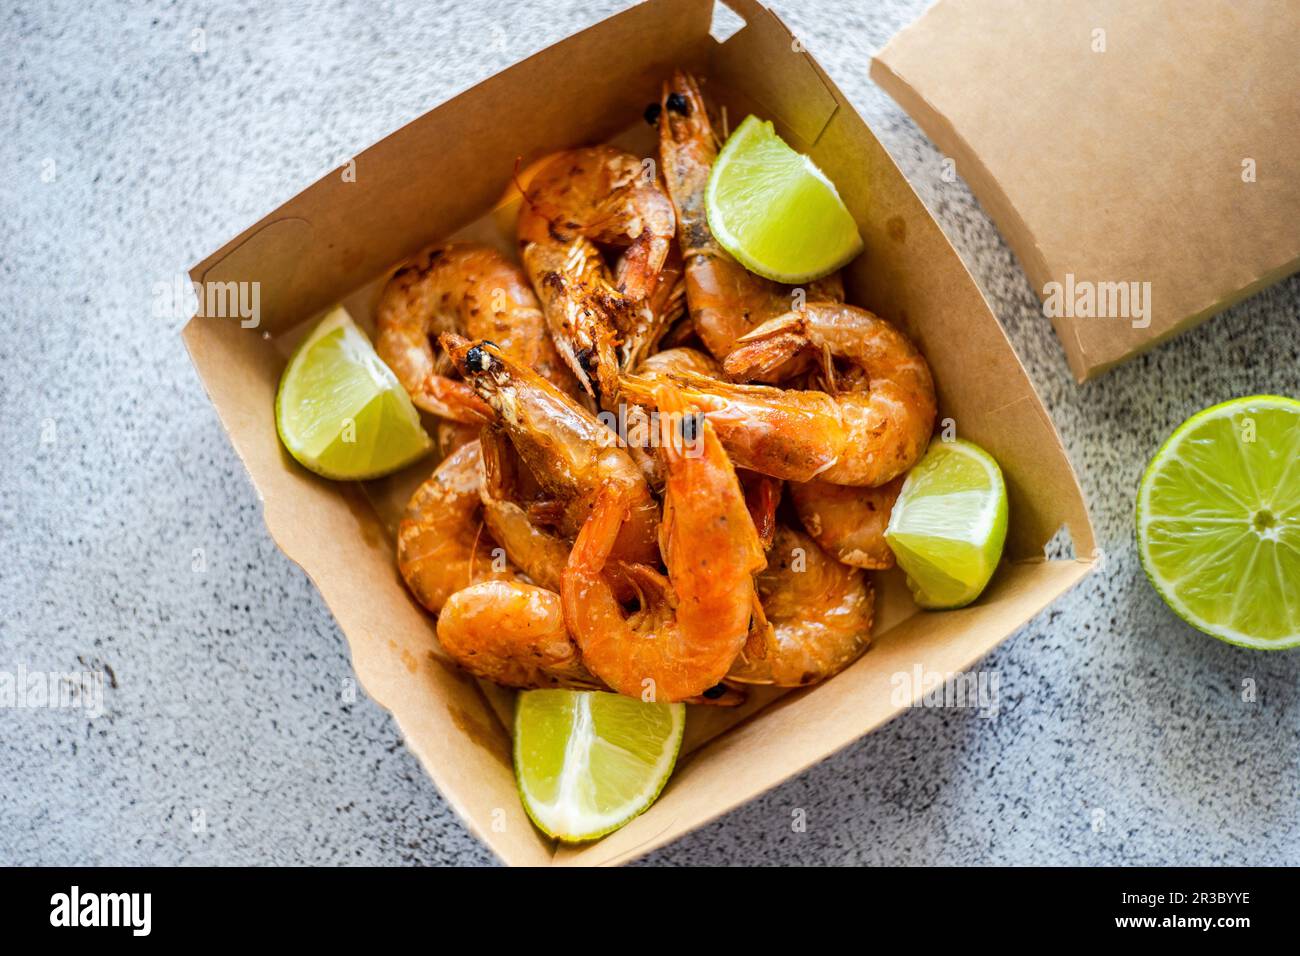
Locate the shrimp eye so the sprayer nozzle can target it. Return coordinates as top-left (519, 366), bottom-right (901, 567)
top-left (701, 684), bottom-right (727, 699)
top-left (643, 102), bottom-right (662, 125)
top-left (465, 345), bottom-right (497, 373)
top-left (665, 92), bottom-right (689, 115)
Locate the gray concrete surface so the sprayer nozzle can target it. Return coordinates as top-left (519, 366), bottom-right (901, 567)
top-left (2, 0), bottom-right (1297, 867)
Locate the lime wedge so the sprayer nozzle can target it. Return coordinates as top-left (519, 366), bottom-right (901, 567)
top-left (705, 114), bottom-right (863, 283)
top-left (885, 439), bottom-right (1009, 609)
top-left (275, 306), bottom-right (432, 480)
top-left (514, 690), bottom-right (684, 843)
top-left (1137, 396), bottom-right (1300, 650)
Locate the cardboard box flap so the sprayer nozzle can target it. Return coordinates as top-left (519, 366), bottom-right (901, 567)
top-left (710, 0), bottom-right (840, 146)
top-left (872, 0), bottom-right (1300, 381)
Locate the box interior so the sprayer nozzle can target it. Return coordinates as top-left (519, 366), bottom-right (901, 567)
top-left (183, 0), bottom-right (1095, 866)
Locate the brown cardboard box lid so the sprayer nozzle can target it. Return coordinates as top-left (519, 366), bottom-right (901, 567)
top-left (872, 0), bottom-right (1300, 382)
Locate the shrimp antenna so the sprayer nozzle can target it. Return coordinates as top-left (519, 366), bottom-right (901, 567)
top-left (820, 341), bottom-right (839, 395)
top-left (468, 518), bottom-right (487, 587)
top-left (512, 156), bottom-right (541, 214)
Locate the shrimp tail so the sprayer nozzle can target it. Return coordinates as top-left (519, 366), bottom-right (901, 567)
top-left (571, 484), bottom-right (626, 579)
top-left (740, 470), bottom-right (782, 550)
top-left (723, 313), bottom-right (810, 382)
top-left (616, 233), bottom-right (672, 303)
top-left (561, 483), bottom-right (633, 647)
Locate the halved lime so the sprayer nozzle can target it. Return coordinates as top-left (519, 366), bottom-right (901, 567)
top-left (885, 439), bottom-right (1009, 609)
top-left (514, 690), bottom-right (684, 843)
top-left (275, 306), bottom-right (432, 480)
top-left (705, 114), bottom-right (863, 283)
top-left (1137, 396), bottom-right (1300, 650)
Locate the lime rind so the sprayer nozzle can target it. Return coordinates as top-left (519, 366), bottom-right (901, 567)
top-left (705, 115), bottom-right (864, 283)
top-left (514, 690), bottom-right (684, 843)
top-left (275, 306), bottom-right (432, 481)
top-left (1136, 395), bottom-right (1300, 650)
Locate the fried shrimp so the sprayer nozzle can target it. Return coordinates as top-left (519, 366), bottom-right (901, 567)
top-left (396, 441), bottom-right (512, 614)
top-left (729, 525), bottom-right (873, 686)
top-left (522, 145), bottom-right (675, 301)
top-left (620, 303), bottom-right (935, 484)
top-left (620, 368), bottom-right (848, 482)
top-left (517, 201), bottom-right (623, 402)
top-left (721, 304), bottom-right (935, 484)
top-left (789, 475), bottom-right (902, 569)
top-left (562, 381), bottom-right (766, 702)
top-left (657, 70), bottom-right (843, 372)
top-left (436, 580), bottom-right (603, 690)
top-left (443, 334), bottom-right (660, 566)
top-left (518, 146), bottom-right (676, 401)
top-left (438, 580), bottom-right (748, 706)
top-left (375, 243), bottom-right (570, 421)
top-left (376, 67), bottom-right (952, 722)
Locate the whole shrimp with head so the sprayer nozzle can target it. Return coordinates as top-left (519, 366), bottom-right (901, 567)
top-left (562, 380), bottom-right (766, 702)
top-left (375, 243), bottom-right (573, 421)
top-left (517, 146), bottom-right (675, 403)
top-left (656, 70), bottom-right (844, 374)
top-left (439, 579), bottom-right (747, 705)
top-left (442, 333), bottom-right (660, 568)
top-left (621, 302), bottom-right (936, 486)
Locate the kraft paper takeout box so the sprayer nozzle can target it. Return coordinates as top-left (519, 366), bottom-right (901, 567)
top-left (871, 0), bottom-right (1300, 383)
top-left (182, 0), bottom-right (1096, 865)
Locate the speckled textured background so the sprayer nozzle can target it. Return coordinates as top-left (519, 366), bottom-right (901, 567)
top-left (2, 0), bottom-right (1297, 867)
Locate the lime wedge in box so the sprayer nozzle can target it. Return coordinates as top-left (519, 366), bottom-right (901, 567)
top-left (705, 114), bottom-right (863, 283)
top-left (275, 306), bottom-right (432, 480)
top-left (885, 438), bottom-right (1009, 609)
top-left (514, 690), bottom-right (684, 843)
